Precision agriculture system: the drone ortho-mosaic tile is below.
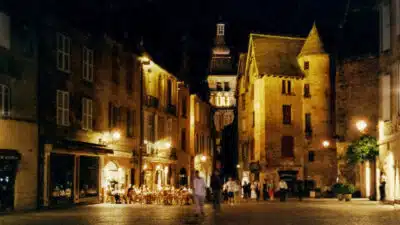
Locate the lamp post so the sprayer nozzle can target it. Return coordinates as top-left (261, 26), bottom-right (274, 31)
top-left (322, 140), bottom-right (330, 148)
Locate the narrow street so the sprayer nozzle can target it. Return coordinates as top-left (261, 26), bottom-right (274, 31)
top-left (1, 199), bottom-right (399, 225)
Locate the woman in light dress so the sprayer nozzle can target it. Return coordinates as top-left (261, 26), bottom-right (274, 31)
top-left (250, 182), bottom-right (257, 199)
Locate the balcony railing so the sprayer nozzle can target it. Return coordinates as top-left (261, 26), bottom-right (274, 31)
top-left (165, 104), bottom-right (177, 116)
top-left (145, 95), bottom-right (159, 109)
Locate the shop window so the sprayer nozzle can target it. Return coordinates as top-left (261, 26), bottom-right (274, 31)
top-left (50, 154), bottom-right (74, 203)
top-left (79, 156), bottom-right (99, 198)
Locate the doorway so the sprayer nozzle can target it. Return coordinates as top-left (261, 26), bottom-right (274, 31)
top-left (0, 154), bottom-right (18, 211)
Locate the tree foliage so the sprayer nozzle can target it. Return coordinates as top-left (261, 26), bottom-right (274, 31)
top-left (346, 135), bottom-right (379, 164)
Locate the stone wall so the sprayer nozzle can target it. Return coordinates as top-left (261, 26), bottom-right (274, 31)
top-left (0, 120), bottom-right (38, 210)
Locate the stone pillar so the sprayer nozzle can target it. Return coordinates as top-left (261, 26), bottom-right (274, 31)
top-left (43, 144), bottom-right (52, 207)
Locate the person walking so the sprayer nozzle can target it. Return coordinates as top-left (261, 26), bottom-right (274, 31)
top-left (268, 180), bottom-right (274, 201)
top-left (263, 179), bottom-right (269, 201)
top-left (193, 170), bottom-right (206, 216)
top-left (210, 170), bottom-right (223, 212)
top-left (296, 179), bottom-right (304, 201)
top-left (226, 177), bottom-right (235, 205)
top-left (279, 179), bottom-right (288, 202)
top-left (254, 180), bottom-right (260, 201)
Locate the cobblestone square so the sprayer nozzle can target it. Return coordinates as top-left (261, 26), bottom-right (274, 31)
top-left (1, 199), bottom-right (400, 225)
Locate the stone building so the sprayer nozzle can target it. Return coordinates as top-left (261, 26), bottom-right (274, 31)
top-left (376, 0), bottom-right (400, 203)
top-left (335, 55), bottom-right (379, 197)
top-left (37, 19), bottom-right (142, 207)
top-left (0, 11), bottom-right (38, 211)
top-left (141, 56), bottom-right (180, 190)
top-left (207, 21), bottom-right (237, 175)
top-left (237, 23), bottom-right (336, 191)
top-left (190, 94), bottom-right (212, 186)
top-left (176, 82), bottom-right (191, 186)
top-left (95, 36), bottom-right (141, 201)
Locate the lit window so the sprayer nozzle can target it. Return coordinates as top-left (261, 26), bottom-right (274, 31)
top-left (56, 33), bottom-right (71, 73)
top-left (217, 24), bottom-right (225, 36)
top-left (82, 98), bottom-right (93, 130)
top-left (82, 47), bottom-right (94, 82)
top-left (0, 84), bottom-right (10, 117)
top-left (56, 90), bottom-right (70, 126)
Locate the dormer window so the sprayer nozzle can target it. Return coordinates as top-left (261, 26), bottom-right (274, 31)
top-left (217, 24), bottom-right (225, 36)
top-left (304, 61), bottom-right (310, 70)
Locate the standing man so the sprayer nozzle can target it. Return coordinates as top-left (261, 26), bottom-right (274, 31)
top-left (210, 170), bottom-right (223, 212)
top-left (279, 179), bottom-right (288, 202)
top-left (193, 170), bottom-right (206, 216)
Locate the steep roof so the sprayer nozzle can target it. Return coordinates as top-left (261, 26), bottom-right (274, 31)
top-left (298, 22), bottom-right (325, 57)
top-left (251, 34), bottom-right (305, 77)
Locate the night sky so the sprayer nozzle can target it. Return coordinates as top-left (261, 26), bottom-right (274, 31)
top-left (6, 0), bottom-right (378, 97)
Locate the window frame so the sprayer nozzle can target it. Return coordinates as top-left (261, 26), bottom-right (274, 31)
top-left (217, 24), bottom-right (225, 36)
top-left (56, 33), bottom-right (71, 73)
top-left (56, 90), bottom-right (70, 126)
top-left (82, 46), bottom-right (94, 82)
top-left (82, 98), bottom-right (93, 130)
top-left (282, 105), bottom-right (292, 125)
top-left (304, 61), bottom-right (310, 70)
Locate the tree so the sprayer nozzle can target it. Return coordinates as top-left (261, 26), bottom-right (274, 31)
top-left (346, 135), bottom-right (379, 165)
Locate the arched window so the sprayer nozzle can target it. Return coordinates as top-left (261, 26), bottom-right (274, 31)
top-left (0, 84), bottom-right (10, 117)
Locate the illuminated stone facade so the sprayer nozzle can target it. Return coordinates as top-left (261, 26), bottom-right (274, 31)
top-left (207, 22), bottom-right (236, 132)
top-left (190, 95), bottom-right (212, 185)
top-left (237, 23), bottom-right (336, 190)
top-left (376, 0), bottom-right (400, 202)
top-left (141, 58), bottom-right (179, 190)
top-left (335, 55), bottom-right (379, 197)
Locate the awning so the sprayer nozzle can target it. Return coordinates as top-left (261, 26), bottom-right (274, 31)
top-left (0, 149), bottom-right (21, 160)
top-left (53, 139), bottom-right (114, 155)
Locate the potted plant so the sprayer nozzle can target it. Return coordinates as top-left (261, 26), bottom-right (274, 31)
top-left (343, 184), bottom-right (355, 201)
top-left (332, 183), bottom-right (345, 201)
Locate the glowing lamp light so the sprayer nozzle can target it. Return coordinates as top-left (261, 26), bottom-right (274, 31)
top-left (156, 165), bottom-right (161, 170)
top-left (322, 140), bottom-right (330, 148)
top-left (356, 120), bottom-right (367, 132)
top-left (143, 164), bottom-right (148, 170)
top-left (112, 131), bottom-right (121, 141)
top-left (201, 155), bottom-right (207, 162)
top-left (236, 164), bottom-right (241, 169)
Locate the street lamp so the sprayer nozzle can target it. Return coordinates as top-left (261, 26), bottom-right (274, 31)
top-left (322, 140), bottom-right (330, 148)
top-left (356, 120), bottom-right (367, 133)
top-left (201, 155), bottom-right (207, 162)
top-left (236, 164), bottom-right (241, 169)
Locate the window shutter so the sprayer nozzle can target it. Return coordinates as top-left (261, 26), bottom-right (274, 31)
top-left (380, 75), bottom-right (391, 121)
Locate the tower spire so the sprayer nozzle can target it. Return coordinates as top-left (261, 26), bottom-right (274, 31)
top-left (298, 22), bottom-right (325, 57)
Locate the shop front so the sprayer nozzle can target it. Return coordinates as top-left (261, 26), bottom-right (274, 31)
top-left (101, 152), bottom-right (134, 203)
top-left (142, 161), bottom-right (175, 191)
top-left (0, 150), bottom-right (21, 212)
top-left (44, 140), bottom-right (112, 207)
